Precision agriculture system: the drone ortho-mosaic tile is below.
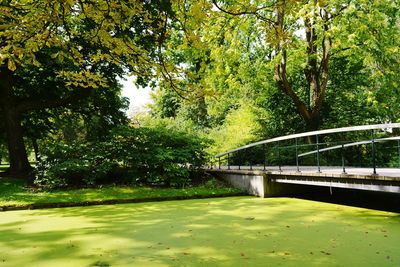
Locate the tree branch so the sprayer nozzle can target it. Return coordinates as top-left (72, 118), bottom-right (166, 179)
top-left (275, 61), bottom-right (312, 121)
top-left (313, 7), bottom-right (332, 116)
top-left (212, 0), bottom-right (275, 25)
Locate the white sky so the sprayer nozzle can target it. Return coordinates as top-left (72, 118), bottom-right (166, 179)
top-left (120, 76), bottom-right (153, 113)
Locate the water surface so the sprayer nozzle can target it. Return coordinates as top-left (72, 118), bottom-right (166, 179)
top-left (0, 197), bottom-right (399, 266)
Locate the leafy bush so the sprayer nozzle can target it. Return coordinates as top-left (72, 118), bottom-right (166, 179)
top-left (35, 126), bottom-right (208, 189)
top-left (389, 155), bottom-right (400, 168)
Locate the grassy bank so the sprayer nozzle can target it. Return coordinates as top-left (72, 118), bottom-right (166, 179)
top-left (0, 178), bottom-right (245, 210)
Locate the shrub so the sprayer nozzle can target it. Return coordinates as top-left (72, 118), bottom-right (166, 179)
top-left (35, 125), bottom-right (208, 189)
top-left (389, 155), bottom-right (400, 168)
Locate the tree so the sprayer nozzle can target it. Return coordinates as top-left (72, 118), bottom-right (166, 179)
top-left (147, 0), bottom-right (399, 160)
top-left (0, 0), bottom-right (174, 178)
top-left (192, 0), bottom-right (399, 131)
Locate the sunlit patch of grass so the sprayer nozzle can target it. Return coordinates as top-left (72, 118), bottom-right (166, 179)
top-left (0, 178), bottom-right (244, 208)
top-left (0, 164), bottom-right (9, 172)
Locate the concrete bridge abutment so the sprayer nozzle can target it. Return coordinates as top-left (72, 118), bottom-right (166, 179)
top-left (209, 170), bottom-right (312, 198)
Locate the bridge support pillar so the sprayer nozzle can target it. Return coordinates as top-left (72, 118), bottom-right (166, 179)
top-left (264, 173), bottom-right (284, 197)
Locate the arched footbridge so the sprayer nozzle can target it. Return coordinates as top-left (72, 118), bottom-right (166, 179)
top-left (207, 123), bottom-right (400, 197)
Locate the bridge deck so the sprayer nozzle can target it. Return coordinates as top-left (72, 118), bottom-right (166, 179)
top-left (212, 166), bottom-right (400, 180)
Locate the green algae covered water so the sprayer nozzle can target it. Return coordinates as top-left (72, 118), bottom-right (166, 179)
top-left (0, 197), bottom-right (399, 266)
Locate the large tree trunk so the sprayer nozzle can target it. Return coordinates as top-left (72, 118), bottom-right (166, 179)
top-left (4, 107), bottom-right (33, 178)
top-left (273, 1), bottom-right (330, 137)
top-left (1, 65), bottom-right (92, 180)
top-left (0, 68), bottom-right (33, 179)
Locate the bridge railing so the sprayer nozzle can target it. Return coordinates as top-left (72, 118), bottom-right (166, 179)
top-left (213, 123), bottom-right (400, 175)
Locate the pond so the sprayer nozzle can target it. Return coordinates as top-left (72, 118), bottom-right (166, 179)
top-left (0, 196), bottom-right (399, 266)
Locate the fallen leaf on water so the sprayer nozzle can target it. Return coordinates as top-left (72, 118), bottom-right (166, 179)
top-left (320, 251), bottom-right (331, 255)
top-left (92, 261), bottom-right (110, 267)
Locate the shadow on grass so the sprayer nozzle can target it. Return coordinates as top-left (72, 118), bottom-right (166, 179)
top-left (1, 197), bottom-right (399, 266)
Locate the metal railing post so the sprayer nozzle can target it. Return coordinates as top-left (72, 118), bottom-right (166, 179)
top-left (316, 135), bottom-right (321, 173)
top-left (249, 148), bottom-right (252, 170)
top-left (398, 139), bottom-right (400, 168)
top-left (263, 144), bottom-right (266, 171)
top-left (238, 150), bottom-right (241, 170)
top-left (371, 130), bottom-right (377, 175)
top-left (227, 153), bottom-right (230, 170)
top-left (341, 143), bottom-right (346, 174)
top-left (278, 142), bottom-right (282, 172)
top-left (295, 138), bottom-right (300, 172)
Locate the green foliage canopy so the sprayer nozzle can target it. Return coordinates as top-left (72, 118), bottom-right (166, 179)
top-left (0, 0), bottom-right (177, 177)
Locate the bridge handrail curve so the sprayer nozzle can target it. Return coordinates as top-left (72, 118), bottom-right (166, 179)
top-left (298, 136), bottom-right (400, 157)
top-left (215, 123), bottom-right (400, 158)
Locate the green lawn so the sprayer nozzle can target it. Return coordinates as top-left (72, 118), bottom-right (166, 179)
top-left (0, 196), bottom-right (399, 266)
top-left (0, 178), bottom-right (243, 208)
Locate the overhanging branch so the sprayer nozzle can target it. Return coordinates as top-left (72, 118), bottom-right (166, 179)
top-left (212, 0), bottom-right (275, 25)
